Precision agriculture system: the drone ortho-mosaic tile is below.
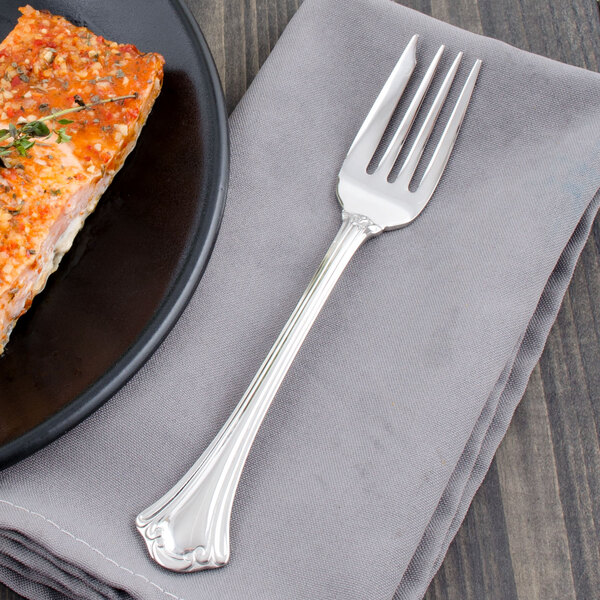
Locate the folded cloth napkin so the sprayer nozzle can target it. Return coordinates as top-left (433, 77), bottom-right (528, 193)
top-left (1, 0), bottom-right (600, 598)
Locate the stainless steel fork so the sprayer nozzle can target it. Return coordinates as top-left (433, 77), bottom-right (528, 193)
top-left (136, 35), bottom-right (482, 572)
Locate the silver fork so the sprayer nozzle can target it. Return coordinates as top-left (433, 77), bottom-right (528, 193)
top-left (136, 35), bottom-right (482, 573)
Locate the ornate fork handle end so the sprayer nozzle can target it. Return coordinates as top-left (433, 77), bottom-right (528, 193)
top-left (135, 438), bottom-right (241, 572)
top-left (136, 513), bottom-right (229, 572)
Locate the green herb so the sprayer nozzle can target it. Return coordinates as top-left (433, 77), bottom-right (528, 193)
top-left (0, 93), bottom-right (137, 163)
top-left (54, 128), bottom-right (71, 144)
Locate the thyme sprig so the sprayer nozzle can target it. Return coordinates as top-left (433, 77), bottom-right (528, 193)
top-left (0, 93), bottom-right (137, 161)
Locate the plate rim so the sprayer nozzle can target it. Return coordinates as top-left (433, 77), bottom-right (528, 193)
top-left (0, 0), bottom-right (229, 469)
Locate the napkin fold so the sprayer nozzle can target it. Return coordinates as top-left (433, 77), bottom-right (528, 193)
top-left (1, 0), bottom-right (600, 598)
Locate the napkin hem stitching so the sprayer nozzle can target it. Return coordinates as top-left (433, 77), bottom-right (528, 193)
top-left (0, 498), bottom-right (184, 600)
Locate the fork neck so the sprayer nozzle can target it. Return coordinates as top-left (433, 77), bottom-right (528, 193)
top-left (330, 212), bottom-right (383, 273)
top-left (340, 210), bottom-right (383, 240)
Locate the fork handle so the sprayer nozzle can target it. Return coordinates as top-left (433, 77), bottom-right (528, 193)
top-left (136, 211), bottom-right (383, 572)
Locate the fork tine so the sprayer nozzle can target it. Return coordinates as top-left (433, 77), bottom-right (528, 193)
top-left (345, 35), bottom-right (418, 169)
top-left (416, 59), bottom-right (482, 200)
top-left (394, 51), bottom-right (463, 187)
top-left (374, 45), bottom-right (445, 176)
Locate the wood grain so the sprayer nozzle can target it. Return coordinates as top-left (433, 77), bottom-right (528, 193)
top-left (1, 0), bottom-right (599, 598)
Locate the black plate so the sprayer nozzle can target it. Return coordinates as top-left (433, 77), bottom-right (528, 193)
top-left (0, 0), bottom-right (228, 468)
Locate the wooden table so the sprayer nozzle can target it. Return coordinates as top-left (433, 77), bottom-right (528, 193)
top-left (2, 1), bottom-right (600, 598)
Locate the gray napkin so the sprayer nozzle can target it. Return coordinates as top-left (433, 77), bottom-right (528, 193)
top-left (1, 0), bottom-right (600, 598)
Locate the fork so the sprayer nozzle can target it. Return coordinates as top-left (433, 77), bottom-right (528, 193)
top-left (136, 35), bottom-right (482, 572)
